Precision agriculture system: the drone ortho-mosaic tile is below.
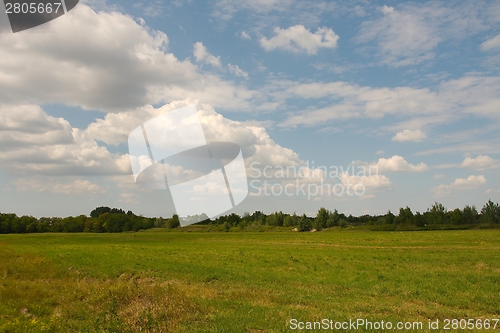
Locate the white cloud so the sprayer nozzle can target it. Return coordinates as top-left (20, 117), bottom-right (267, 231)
top-left (215, 0), bottom-right (291, 18)
top-left (240, 31), bottom-right (251, 40)
top-left (260, 25), bottom-right (338, 55)
top-left (119, 192), bottom-right (139, 204)
top-left (460, 155), bottom-right (499, 170)
top-left (12, 178), bottom-right (106, 194)
top-left (481, 34), bottom-right (500, 51)
top-left (357, 2), bottom-right (487, 67)
top-left (357, 5), bottom-right (438, 66)
top-left (392, 129), bottom-right (427, 142)
top-left (434, 174), bottom-right (445, 180)
top-left (198, 104), bottom-right (302, 168)
top-left (372, 155), bottom-right (429, 173)
top-left (0, 104), bottom-right (130, 176)
top-left (416, 140), bottom-right (500, 156)
top-left (0, 104), bottom-right (74, 149)
top-left (432, 175), bottom-right (487, 197)
top-left (228, 63), bottom-right (248, 77)
top-left (278, 74), bottom-right (500, 128)
top-left (85, 100), bottom-right (302, 170)
top-left (0, 5), bottom-right (264, 112)
top-left (339, 172), bottom-right (393, 193)
top-left (193, 42), bottom-right (222, 68)
top-left (280, 104), bottom-right (360, 127)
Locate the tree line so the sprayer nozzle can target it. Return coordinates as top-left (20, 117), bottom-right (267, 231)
top-left (0, 200), bottom-right (499, 234)
top-left (206, 200), bottom-right (500, 231)
top-left (0, 206), bottom-right (180, 234)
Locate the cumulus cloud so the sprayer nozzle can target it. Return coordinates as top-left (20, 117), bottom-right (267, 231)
top-left (85, 100), bottom-right (302, 169)
top-left (481, 34), bottom-right (500, 51)
top-left (372, 155), bottom-right (429, 173)
top-left (0, 4), bottom-right (263, 112)
top-left (392, 129), bottom-right (427, 142)
top-left (193, 42), bottom-right (222, 68)
top-left (199, 104), bottom-right (303, 168)
top-left (0, 104), bottom-right (130, 176)
top-left (12, 178), bottom-right (106, 194)
top-left (0, 104), bottom-right (73, 149)
top-left (460, 155), bottom-right (499, 170)
top-left (260, 25), bottom-right (338, 54)
top-left (339, 172), bottom-right (393, 193)
top-left (432, 175), bottom-right (487, 197)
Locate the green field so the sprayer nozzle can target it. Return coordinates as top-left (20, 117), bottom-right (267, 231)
top-left (1, 228), bottom-right (500, 332)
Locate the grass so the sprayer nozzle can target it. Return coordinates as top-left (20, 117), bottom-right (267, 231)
top-left (1, 229), bottom-right (500, 332)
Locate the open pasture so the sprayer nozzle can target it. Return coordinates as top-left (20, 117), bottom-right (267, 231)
top-left (1, 229), bottom-right (499, 332)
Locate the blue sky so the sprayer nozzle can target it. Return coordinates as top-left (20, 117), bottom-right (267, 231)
top-left (0, 0), bottom-right (499, 218)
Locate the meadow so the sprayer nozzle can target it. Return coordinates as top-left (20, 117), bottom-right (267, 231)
top-left (1, 228), bottom-right (499, 332)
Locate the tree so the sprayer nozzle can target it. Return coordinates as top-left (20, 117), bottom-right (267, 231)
top-left (427, 202), bottom-right (447, 224)
top-left (298, 214), bottom-right (311, 232)
top-left (90, 206), bottom-right (111, 218)
top-left (450, 208), bottom-right (464, 225)
top-left (284, 213), bottom-right (299, 227)
top-left (338, 218), bottom-right (348, 228)
top-left (265, 212), bottom-right (284, 226)
top-left (383, 211), bottom-right (395, 225)
top-left (104, 213), bottom-right (128, 232)
top-left (395, 207), bottom-right (414, 225)
top-left (37, 217), bottom-right (51, 233)
top-left (414, 212), bottom-right (425, 227)
top-left (481, 200), bottom-right (500, 224)
top-left (462, 205), bottom-right (478, 225)
top-left (167, 214), bottom-right (180, 229)
top-left (251, 211), bottom-right (266, 225)
top-left (227, 213), bottom-right (242, 226)
top-left (326, 209), bottom-right (339, 227)
top-left (314, 208), bottom-right (329, 230)
top-left (0, 213), bottom-right (13, 233)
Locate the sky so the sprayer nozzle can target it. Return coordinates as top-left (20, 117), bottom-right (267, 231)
top-left (0, 0), bottom-right (499, 218)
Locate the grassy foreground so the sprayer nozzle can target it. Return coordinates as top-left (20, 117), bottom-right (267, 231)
top-left (1, 228), bottom-right (499, 332)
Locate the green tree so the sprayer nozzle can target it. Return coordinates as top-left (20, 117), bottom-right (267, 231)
top-left (227, 213), bottom-right (242, 226)
top-left (298, 214), bottom-right (311, 232)
top-left (450, 208), bottom-right (464, 225)
top-left (265, 212), bottom-right (284, 226)
top-left (154, 217), bottom-right (165, 228)
top-left (167, 214), bottom-right (180, 229)
top-left (338, 218), bottom-right (348, 228)
top-left (314, 208), bottom-right (329, 230)
top-left (462, 205), bottom-right (478, 224)
top-left (326, 209), bottom-right (339, 227)
top-left (383, 211), bottom-right (395, 225)
top-left (395, 207), bottom-right (414, 225)
top-left (90, 206), bottom-right (111, 218)
top-left (284, 213), bottom-right (299, 227)
top-left (414, 212), bottom-right (425, 227)
top-left (481, 200), bottom-right (500, 224)
top-left (427, 202), bottom-right (447, 224)
top-left (36, 217), bottom-right (51, 233)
